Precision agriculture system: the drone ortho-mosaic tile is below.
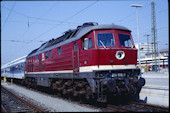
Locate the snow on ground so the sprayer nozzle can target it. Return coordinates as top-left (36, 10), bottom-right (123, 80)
top-left (1, 82), bottom-right (100, 112)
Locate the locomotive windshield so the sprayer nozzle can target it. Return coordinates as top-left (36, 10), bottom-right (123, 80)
top-left (118, 34), bottom-right (133, 47)
top-left (97, 33), bottom-right (115, 47)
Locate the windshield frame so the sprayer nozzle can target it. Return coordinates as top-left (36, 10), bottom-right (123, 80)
top-left (94, 29), bottom-right (135, 49)
top-left (96, 31), bottom-right (116, 48)
top-left (118, 33), bottom-right (133, 48)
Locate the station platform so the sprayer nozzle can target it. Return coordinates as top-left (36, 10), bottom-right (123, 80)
top-left (142, 71), bottom-right (169, 78)
top-left (140, 72), bottom-right (169, 107)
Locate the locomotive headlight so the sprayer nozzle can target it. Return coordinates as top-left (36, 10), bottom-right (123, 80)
top-left (115, 51), bottom-right (125, 60)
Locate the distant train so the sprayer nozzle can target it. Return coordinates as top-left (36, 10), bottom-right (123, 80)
top-left (1, 56), bottom-right (26, 79)
top-left (1, 22), bottom-right (145, 102)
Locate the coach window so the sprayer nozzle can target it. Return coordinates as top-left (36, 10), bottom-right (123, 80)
top-left (74, 42), bottom-right (77, 52)
top-left (49, 50), bottom-right (52, 58)
top-left (58, 47), bottom-right (61, 56)
top-left (18, 65), bottom-right (21, 70)
top-left (45, 52), bottom-right (48, 59)
top-left (21, 63), bottom-right (23, 69)
top-left (10, 67), bottom-right (12, 72)
top-left (16, 65), bottom-right (18, 71)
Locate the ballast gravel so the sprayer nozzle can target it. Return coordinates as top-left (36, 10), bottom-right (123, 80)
top-left (1, 82), bottom-right (100, 112)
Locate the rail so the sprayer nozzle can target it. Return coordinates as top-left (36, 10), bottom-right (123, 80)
top-left (106, 101), bottom-right (169, 112)
top-left (107, 104), bottom-right (135, 112)
top-left (1, 86), bottom-right (45, 112)
top-left (130, 101), bottom-right (169, 112)
top-left (1, 104), bottom-right (8, 113)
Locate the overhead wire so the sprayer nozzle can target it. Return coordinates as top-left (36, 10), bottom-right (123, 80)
top-left (119, 2), bottom-right (151, 25)
top-left (3, 1), bottom-right (168, 64)
top-left (5, 20), bottom-right (80, 26)
top-left (5, 1), bottom-right (98, 62)
top-left (1, 1), bottom-right (16, 30)
top-left (1, 5), bottom-right (82, 25)
top-left (22, 1), bottom-right (98, 46)
top-left (122, 5), bottom-right (168, 44)
top-left (2, 2), bottom-right (60, 63)
top-left (18, 2), bottom-right (60, 43)
top-left (121, 6), bottom-right (168, 26)
top-left (2, 40), bottom-right (45, 43)
top-left (30, 2), bottom-right (60, 25)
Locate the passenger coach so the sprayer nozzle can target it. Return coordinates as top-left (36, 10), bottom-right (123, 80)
top-left (1, 56), bottom-right (26, 80)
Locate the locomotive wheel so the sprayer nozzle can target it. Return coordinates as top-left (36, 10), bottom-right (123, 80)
top-left (50, 79), bottom-right (92, 102)
top-left (128, 84), bottom-right (136, 95)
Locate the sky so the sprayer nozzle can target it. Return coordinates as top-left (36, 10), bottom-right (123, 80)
top-left (1, 0), bottom-right (169, 65)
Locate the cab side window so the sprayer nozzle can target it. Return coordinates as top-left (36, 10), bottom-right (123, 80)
top-left (37, 55), bottom-right (39, 61)
top-left (45, 52), bottom-right (48, 59)
top-left (74, 42), bottom-right (77, 52)
top-left (88, 38), bottom-right (92, 48)
top-left (83, 38), bottom-right (93, 50)
top-left (58, 47), bottom-right (61, 56)
top-left (49, 50), bottom-right (52, 58)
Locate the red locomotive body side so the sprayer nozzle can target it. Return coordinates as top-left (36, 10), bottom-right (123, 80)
top-left (25, 29), bottom-right (137, 74)
top-left (26, 44), bottom-right (74, 73)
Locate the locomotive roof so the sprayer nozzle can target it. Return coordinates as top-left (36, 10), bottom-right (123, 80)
top-left (27, 22), bottom-right (131, 58)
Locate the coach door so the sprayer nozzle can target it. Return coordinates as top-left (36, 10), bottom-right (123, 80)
top-left (73, 42), bottom-right (79, 72)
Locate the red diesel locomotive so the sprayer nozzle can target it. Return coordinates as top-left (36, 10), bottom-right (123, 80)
top-left (25, 22), bottom-right (145, 102)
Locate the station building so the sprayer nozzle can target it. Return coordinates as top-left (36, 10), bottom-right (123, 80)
top-left (135, 43), bottom-right (169, 72)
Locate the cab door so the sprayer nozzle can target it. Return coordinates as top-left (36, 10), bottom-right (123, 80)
top-left (73, 42), bottom-right (79, 72)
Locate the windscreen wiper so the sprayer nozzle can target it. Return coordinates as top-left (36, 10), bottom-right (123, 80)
top-left (99, 40), bottom-right (106, 49)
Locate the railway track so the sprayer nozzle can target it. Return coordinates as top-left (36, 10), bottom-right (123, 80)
top-left (1, 86), bottom-right (45, 112)
top-left (129, 101), bottom-right (169, 112)
top-left (1, 104), bottom-right (7, 113)
top-left (106, 101), bottom-right (169, 112)
top-left (1, 81), bottom-right (169, 112)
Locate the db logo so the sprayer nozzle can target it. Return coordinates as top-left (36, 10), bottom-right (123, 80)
top-left (115, 51), bottom-right (125, 60)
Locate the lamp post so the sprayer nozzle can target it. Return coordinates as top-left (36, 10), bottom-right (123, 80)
top-left (131, 4), bottom-right (143, 75)
top-left (157, 40), bottom-right (161, 72)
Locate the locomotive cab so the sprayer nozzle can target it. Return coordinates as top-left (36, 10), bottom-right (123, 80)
top-left (80, 27), bottom-right (145, 102)
top-left (80, 29), bottom-right (138, 67)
